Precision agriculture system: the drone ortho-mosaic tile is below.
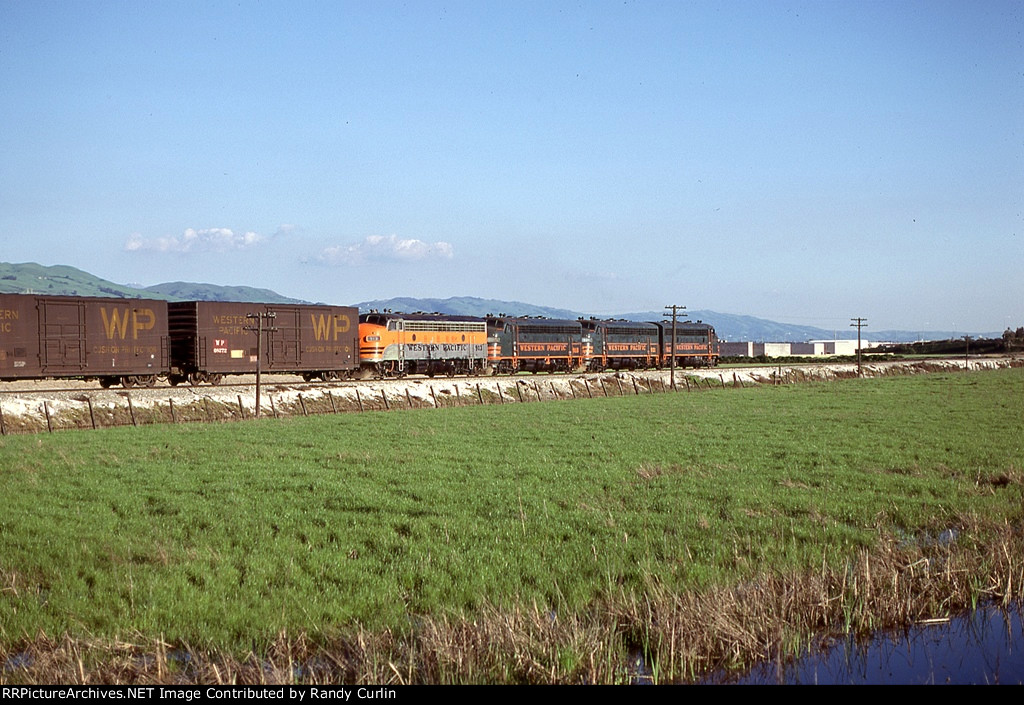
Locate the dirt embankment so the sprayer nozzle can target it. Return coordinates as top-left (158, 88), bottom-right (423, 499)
top-left (1, 356), bottom-right (1020, 434)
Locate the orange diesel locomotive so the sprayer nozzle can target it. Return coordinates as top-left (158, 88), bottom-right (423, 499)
top-left (358, 312), bottom-right (488, 377)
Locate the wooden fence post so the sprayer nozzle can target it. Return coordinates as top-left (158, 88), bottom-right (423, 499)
top-left (126, 393), bottom-right (137, 427)
top-left (86, 397), bottom-right (97, 429)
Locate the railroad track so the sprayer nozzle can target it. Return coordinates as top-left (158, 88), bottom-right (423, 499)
top-left (1, 355), bottom-right (1017, 400)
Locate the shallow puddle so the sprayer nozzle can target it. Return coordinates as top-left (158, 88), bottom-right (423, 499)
top-left (701, 604), bottom-right (1024, 684)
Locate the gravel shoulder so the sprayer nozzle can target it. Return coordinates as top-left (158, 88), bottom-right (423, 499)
top-left (1, 356), bottom-right (1019, 433)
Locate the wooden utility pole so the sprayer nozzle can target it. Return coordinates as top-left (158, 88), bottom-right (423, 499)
top-left (850, 317), bottom-right (868, 377)
top-left (664, 305), bottom-right (686, 390)
top-left (245, 310), bottom-right (277, 418)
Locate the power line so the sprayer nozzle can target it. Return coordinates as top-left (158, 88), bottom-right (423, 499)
top-left (850, 317), bottom-right (868, 377)
top-left (664, 305), bottom-right (686, 390)
top-left (245, 311), bottom-right (277, 418)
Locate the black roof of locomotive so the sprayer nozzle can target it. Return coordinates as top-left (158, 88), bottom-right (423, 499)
top-left (486, 315), bottom-right (583, 329)
top-left (360, 311), bottom-right (486, 323)
top-left (652, 320), bottom-right (717, 332)
top-left (580, 319), bottom-right (659, 332)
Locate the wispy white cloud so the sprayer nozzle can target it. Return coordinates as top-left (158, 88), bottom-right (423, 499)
top-left (567, 268), bottom-right (621, 282)
top-left (125, 227), bottom-right (265, 253)
top-left (316, 234), bottom-right (454, 266)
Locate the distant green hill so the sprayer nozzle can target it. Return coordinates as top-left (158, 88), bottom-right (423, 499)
top-left (0, 262), bottom-right (307, 304)
top-left (141, 281), bottom-right (308, 304)
top-left (0, 261), bottom-right (172, 299)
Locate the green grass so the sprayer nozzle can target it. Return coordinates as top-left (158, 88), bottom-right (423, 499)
top-left (1, 369), bottom-right (1021, 653)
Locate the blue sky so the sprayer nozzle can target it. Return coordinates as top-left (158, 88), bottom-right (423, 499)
top-left (1, 0), bottom-right (1020, 332)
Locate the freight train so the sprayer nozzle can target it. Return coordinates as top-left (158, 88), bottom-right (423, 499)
top-left (360, 312), bottom-right (719, 377)
top-left (0, 294), bottom-right (718, 387)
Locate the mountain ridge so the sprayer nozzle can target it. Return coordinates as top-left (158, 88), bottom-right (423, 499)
top-left (0, 262), bottom-right (998, 342)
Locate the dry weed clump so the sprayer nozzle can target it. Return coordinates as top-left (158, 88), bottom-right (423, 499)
top-left (2, 518), bottom-right (1021, 685)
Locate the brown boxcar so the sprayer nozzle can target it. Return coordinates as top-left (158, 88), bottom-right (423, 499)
top-left (0, 294), bottom-right (168, 387)
top-left (168, 301), bottom-right (358, 384)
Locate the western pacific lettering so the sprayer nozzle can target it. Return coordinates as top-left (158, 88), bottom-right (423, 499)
top-left (310, 313), bottom-right (351, 341)
top-left (99, 307), bottom-right (156, 340)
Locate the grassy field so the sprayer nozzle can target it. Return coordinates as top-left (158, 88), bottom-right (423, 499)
top-left (1, 368), bottom-right (1022, 682)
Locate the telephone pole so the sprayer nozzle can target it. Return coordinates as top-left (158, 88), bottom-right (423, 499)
top-left (850, 317), bottom-right (867, 377)
top-left (664, 305), bottom-right (686, 390)
top-left (245, 310), bottom-right (277, 418)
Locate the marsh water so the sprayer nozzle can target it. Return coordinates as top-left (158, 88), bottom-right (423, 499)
top-left (699, 604), bottom-right (1023, 685)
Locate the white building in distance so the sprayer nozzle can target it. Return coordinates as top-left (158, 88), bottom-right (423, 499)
top-left (720, 340), bottom-right (870, 357)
